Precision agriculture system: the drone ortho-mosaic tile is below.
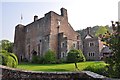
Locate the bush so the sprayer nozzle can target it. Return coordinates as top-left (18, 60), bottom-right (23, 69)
top-left (0, 50), bottom-right (9, 65)
top-left (0, 50), bottom-right (18, 68)
top-left (67, 49), bottom-right (86, 63)
top-left (7, 56), bottom-right (16, 67)
top-left (44, 50), bottom-right (57, 64)
top-left (56, 58), bottom-right (66, 64)
top-left (38, 56), bottom-right (45, 64)
top-left (31, 55), bottom-right (39, 63)
top-left (9, 53), bottom-right (18, 66)
top-left (84, 64), bottom-right (107, 76)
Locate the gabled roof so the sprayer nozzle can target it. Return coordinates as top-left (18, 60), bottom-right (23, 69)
top-left (84, 27), bottom-right (94, 39)
top-left (84, 34), bottom-right (93, 39)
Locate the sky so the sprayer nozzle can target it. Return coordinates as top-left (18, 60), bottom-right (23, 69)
top-left (0, 0), bottom-right (120, 42)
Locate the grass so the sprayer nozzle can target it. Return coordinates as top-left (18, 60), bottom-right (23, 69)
top-left (17, 61), bottom-right (107, 72)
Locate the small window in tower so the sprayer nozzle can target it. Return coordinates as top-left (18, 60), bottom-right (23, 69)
top-left (61, 52), bottom-right (65, 58)
top-left (58, 20), bottom-right (61, 26)
top-left (61, 42), bottom-right (65, 48)
top-left (73, 43), bottom-right (76, 48)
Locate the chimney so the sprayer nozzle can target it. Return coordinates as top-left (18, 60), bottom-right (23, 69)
top-left (34, 15), bottom-right (38, 22)
top-left (61, 8), bottom-right (67, 17)
top-left (87, 27), bottom-right (91, 34)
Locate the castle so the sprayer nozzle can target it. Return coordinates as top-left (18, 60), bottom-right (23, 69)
top-left (14, 8), bottom-right (104, 62)
top-left (14, 8), bottom-right (82, 62)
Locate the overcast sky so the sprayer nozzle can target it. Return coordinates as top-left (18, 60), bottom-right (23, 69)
top-left (0, 0), bottom-right (119, 42)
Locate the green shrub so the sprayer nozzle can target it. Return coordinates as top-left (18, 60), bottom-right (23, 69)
top-left (0, 50), bottom-right (18, 68)
top-left (0, 53), bottom-right (7, 65)
top-left (44, 50), bottom-right (57, 64)
top-left (9, 53), bottom-right (18, 66)
top-left (31, 55), bottom-right (39, 63)
top-left (84, 64), bottom-right (107, 75)
top-left (7, 56), bottom-right (16, 67)
top-left (38, 56), bottom-right (45, 64)
top-left (56, 58), bottom-right (66, 64)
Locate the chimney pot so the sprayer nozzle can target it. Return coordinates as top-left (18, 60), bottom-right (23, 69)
top-left (34, 15), bottom-right (38, 21)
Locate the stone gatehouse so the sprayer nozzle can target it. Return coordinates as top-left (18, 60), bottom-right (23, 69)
top-left (14, 8), bottom-right (82, 62)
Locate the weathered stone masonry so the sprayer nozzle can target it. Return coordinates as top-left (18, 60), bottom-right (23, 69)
top-left (14, 8), bottom-right (82, 62)
top-left (0, 65), bottom-right (110, 80)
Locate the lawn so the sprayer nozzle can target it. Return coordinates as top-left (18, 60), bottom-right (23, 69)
top-left (17, 61), bottom-right (107, 72)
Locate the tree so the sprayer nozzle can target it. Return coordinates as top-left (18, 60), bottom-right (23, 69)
top-left (0, 40), bottom-right (13, 53)
top-left (95, 26), bottom-right (109, 37)
top-left (102, 21), bottom-right (120, 78)
top-left (44, 50), bottom-right (56, 64)
top-left (67, 49), bottom-right (86, 70)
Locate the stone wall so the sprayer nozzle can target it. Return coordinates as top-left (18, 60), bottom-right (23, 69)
top-left (0, 65), bottom-right (112, 80)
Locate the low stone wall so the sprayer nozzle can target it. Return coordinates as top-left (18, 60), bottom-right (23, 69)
top-left (0, 65), bottom-right (110, 80)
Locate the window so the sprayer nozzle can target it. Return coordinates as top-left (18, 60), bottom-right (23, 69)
top-left (39, 40), bottom-right (42, 42)
top-left (89, 52), bottom-right (95, 56)
top-left (44, 35), bottom-right (49, 42)
top-left (89, 42), bottom-right (94, 47)
top-left (61, 52), bottom-right (63, 58)
top-left (92, 53), bottom-right (94, 56)
top-left (58, 20), bottom-right (61, 26)
top-left (73, 43), bottom-right (76, 48)
top-left (61, 52), bottom-right (65, 58)
top-left (61, 42), bottom-right (65, 48)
